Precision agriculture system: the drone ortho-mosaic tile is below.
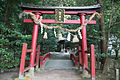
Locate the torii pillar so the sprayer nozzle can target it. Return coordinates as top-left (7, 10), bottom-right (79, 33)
top-left (29, 13), bottom-right (41, 73)
top-left (79, 13), bottom-right (88, 71)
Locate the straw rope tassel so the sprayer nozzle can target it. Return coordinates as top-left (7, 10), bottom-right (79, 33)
top-left (58, 33), bottom-right (63, 40)
top-left (72, 35), bottom-right (79, 43)
top-left (43, 32), bottom-right (48, 39)
top-left (67, 32), bottom-right (71, 41)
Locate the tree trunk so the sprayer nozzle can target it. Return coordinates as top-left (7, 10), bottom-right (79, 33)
top-left (97, 0), bottom-right (107, 71)
top-left (97, 0), bottom-right (107, 54)
top-left (97, 0), bottom-right (117, 73)
top-left (4, 0), bottom-right (10, 25)
top-left (1, 0), bottom-right (11, 49)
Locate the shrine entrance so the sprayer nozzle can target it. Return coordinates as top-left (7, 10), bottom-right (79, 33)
top-left (16, 4), bottom-right (101, 80)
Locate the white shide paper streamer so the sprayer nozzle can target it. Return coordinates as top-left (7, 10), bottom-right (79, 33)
top-left (41, 24), bottom-right (43, 34)
top-left (67, 32), bottom-right (71, 41)
top-left (78, 30), bottom-right (82, 39)
top-left (54, 29), bottom-right (56, 37)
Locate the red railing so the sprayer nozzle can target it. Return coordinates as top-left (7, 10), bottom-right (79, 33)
top-left (40, 53), bottom-right (51, 68)
top-left (70, 54), bottom-right (78, 67)
top-left (19, 43), bottom-right (40, 77)
top-left (78, 44), bottom-right (95, 80)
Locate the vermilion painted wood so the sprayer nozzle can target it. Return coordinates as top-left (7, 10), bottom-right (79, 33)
top-left (91, 44), bottom-right (95, 79)
top-left (70, 54), bottom-right (78, 67)
top-left (40, 56), bottom-right (43, 68)
top-left (23, 66), bottom-right (30, 72)
top-left (19, 43), bottom-right (27, 75)
top-left (24, 19), bottom-right (96, 24)
top-left (80, 14), bottom-right (88, 69)
top-left (43, 53), bottom-right (50, 60)
top-left (39, 53), bottom-right (50, 68)
top-left (75, 57), bottom-right (78, 67)
top-left (36, 45), bottom-right (40, 66)
top-left (85, 68), bottom-right (91, 73)
top-left (34, 63), bottom-right (37, 66)
top-left (79, 46), bottom-right (81, 65)
top-left (29, 13), bottom-right (41, 67)
top-left (24, 10), bottom-right (96, 15)
top-left (26, 49), bottom-right (33, 52)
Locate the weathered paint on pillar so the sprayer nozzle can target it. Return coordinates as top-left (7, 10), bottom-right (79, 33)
top-left (79, 46), bottom-right (81, 65)
top-left (80, 14), bottom-right (88, 69)
top-left (19, 43), bottom-right (27, 78)
top-left (36, 45), bottom-right (40, 69)
top-left (91, 44), bottom-right (95, 80)
top-left (30, 13), bottom-right (41, 67)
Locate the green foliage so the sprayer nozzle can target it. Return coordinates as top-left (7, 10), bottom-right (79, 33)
top-left (0, 48), bottom-right (20, 70)
top-left (95, 53), bottom-right (114, 58)
top-left (0, 21), bottom-right (32, 71)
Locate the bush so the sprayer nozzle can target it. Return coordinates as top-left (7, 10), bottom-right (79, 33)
top-left (0, 48), bottom-right (20, 71)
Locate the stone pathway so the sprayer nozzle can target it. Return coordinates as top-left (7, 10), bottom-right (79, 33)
top-left (34, 69), bottom-right (82, 80)
top-left (32, 52), bottom-right (83, 80)
top-left (42, 60), bottom-right (74, 69)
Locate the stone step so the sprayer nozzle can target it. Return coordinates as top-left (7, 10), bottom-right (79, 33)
top-left (50, 52), bottom-right (70, 60)
top-left (42, 60), bottom-right (74, 70)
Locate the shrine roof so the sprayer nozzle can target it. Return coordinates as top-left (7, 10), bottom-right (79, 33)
top-left (21, 4), bottom-right (101, 11)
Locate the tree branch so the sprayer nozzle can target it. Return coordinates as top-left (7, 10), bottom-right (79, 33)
top-left (109, 21), bottom-right (120, 29)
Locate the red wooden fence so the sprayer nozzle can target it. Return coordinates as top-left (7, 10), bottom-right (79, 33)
top-left (19, 43), bottom-right (40, 78)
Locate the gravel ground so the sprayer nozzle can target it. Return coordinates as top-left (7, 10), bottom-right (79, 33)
top-left (33, 69), bottom-right (82, 80)
top-left (0, 71), bottom-right (18, 80)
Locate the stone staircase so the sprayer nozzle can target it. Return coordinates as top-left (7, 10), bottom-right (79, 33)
top-left (31, 52), bottom-right (90, 80)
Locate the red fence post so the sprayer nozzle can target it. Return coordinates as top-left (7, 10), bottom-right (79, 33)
top-left (70, 54), bottom-right (72, 59)
top-left (29, 13), bottom-right (41, 71)
top-left (36, 45), bottom-right (40, 69)
top-left (75, 57), bottom-right (78, 67)
top-left (40, 56), bottom-right (43, 68)
top-left (91, 44), bottom-right (95, 80)
top-left (78, 46), bottom-right (81, 66)
top-left (19, 43), bottom-right (27, 78)
top-left (48, 53), bottom-right (51, 59)
top-left (79, 14), bottom-right (88, 69)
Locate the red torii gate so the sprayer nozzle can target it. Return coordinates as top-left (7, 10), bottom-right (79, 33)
top-left (18, 4), bottom-right (101, 80)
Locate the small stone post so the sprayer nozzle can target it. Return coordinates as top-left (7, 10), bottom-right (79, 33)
top-left (115, 68), bottom-right (119, 80)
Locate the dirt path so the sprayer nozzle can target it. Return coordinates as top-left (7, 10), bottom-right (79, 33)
top-left (0, 71), bottom-right (18, 80)
top-left (33, 69), bottom-right (82, 80)
top-left (0, 69), bottom-right (84, 80)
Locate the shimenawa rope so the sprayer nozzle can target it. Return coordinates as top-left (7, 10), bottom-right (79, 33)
top-left (19, 11), bottom-right (101, 32)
